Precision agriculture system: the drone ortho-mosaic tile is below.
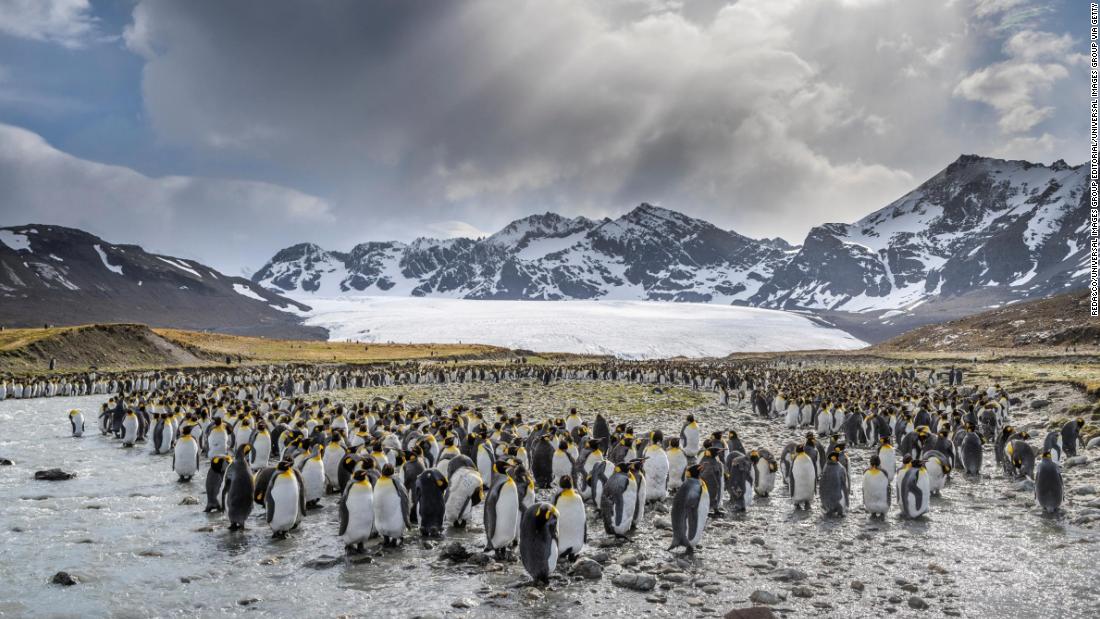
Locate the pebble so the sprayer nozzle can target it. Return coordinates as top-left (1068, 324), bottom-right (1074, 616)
top-left (1064, 456), bottom-right (1088, 468)
top-left (654, 517), bottom-right (672, 530)
top-left (1073, 485), bottom-right (1097, 496)
top-left (179, 496), bottom-right (200, 506)
top-left (1030, 399), bottom-right (1050, 409)
top-left (34, 469), bottom-right (75, 481)
top-left (1086, 436), bottom-right (1100, 450)
top-left (660, 572), bottom-right (689, 583)
top-left (238, 598), bottom-right (260, 606)
top-left (724, 609), bottom-right (776, 619)
top-left (523, 589), bottom-right (544, 601)
top-left (749, 590), bottom-right (782, 605)
top-left (908, 596), bottom-right (929, 610)
top-left (850, 580), bottom-right (865, 592)
top-left (302, 555), bottom-right (342, 570)
top-left (791, 585), bottom-right (814, 598)
top-left (439, 542), bottom-right (470, 562)
top-left (571, 558), bottom-right (603, 580)
top-left (612, 573), bottom-right (657, 592)
top-left (451, 597), bottom-right (479, 609)
top-left (51, 571), bottom-right (78, 586)
top-left (771, 568), bottom-right (806, 582)
top-left (0, 458), bottom-right (14, 466)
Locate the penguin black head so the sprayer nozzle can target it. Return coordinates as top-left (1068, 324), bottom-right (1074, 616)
top-left (686, 415), bottom-right (695, 424)
top-left (1076, 418), bottom-right (1086, 428)
top-left (869, 455), bottom-right (881, 468)
top-left (381, 464), bottom-right (395, 477)
top-left (558, 440), bottom-right (569, 451)
top-left (352, 469), bottom-right (369, 482)
top-left (795, 444), bottom-right (806, 454)
top-left (559, 475), bottom-right (573, 490)
top-left (828, 452), bottom-right (840, 463)
top-left (685, 464), bottom-right (703, 478)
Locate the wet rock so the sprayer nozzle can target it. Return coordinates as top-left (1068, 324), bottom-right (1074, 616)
top-left (1030, 399), bottom-right (1050, 410)
top-left (1073, 485), bottom-right (1097, 496)
top-left (850, 580), bottom-right (865, 592)
top-left (927, 563), bottom-right (948, 575)
top-left (572, 558), bottom-right (603, 580)
top-left (1013, 480), bottom-right (1035, 492)
top-left (451, 597), bottom-right (479, 609)
top-left (1064, 456), bottom-right (1088, 468)
top-left (612, 573), bottom-right (657, 592)
top-left (238, 598), bottom-right (260, 606)
top-left (646, 594), bottom-right (668, 604)
top-left (908, 596), bottom-right (929, 610)
top-left (654, 517), bottom-right (672, 530)
top-left (686, 596), bottom-right (705, 607)
top-left (589, 550), bottom-right (611, 564)
top-left (34, 469), bottom-right (75, 481)
top-left (439, 542), bottom-right (470, 563)
top-left (771, 568), bottom-right (806, 582)
top-left (0, 458), bottom-right (13, 466)
top-left (1086, 437), bottom-right (1100, 450)
top-left (138, 550), bottom-right (163, 558)
top-left (303, 555), bottom-right (342, 570)
top-left (523, 588), bottom-right (544, 601)
top-left (724, 608), bottom-right (776, 619)
top-left (900, 583), bottom-right (919, 593)
top-left (466, 553), bottom-right (491, 567)
top-left (179, 496), bottom-right (200, 506)
top-left (749, 590), bottom-right (782, 605)
top-left (660, 571), bottom-right (689, 583)
top-left (420, 540), bottom-right (436, 550)
top-left (750, 537), bottom-right (765, 546)
top-left (619, 553), bottom-right (644, 567)
top-left (51, 571), bottom-right (78, 586)
top-left (791, 586), bottom-right (814, 598)
top-left (703, 585), bottom-right (722, 594)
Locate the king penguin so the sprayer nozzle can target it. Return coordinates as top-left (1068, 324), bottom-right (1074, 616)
top-left (601, 461), bottom-right (638, 537)
top-left (819, 451), bottom-right (849, 516)
top-left (413, 468), bottom-right (449, 538)
top-left (68, 409), bottom-right (85, 438)
top-left (484, 461), bottom-right (520, 558)
top-left (339, 469), bottom-right (375, 552)
top-left (898, 458), bottom-right (930, 519)
top-left (668, 464), bottom-right (709, 554)
top-left (1034, 450), bottom-right (1063, 514)
top-left (172, 424), bottom-right (201, 482)
top-left (862, 455), bottom-right (890, 518)
top-left (789, 445), bottom-right (816, 510)
top-left (265, 459), bottom-right (306, 538)
top-left (519, 503), bottom-right (559, 584)
top-left (373, 463), bottom-right (411, 546)
top-left (552, 475), bottom-right (586, 561)
top-left (223, 444), bottom-right (255, 530)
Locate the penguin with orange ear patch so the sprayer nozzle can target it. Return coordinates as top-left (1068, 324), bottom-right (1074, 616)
top-left (520, 502), bottom-right (559, 584)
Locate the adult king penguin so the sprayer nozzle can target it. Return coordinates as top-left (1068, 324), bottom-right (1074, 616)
top-left (668, 464), bottom-right (709, 555)
top-left (519, 503), bottom-right (559, 585)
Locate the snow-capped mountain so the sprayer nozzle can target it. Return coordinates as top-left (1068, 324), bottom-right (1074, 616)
top-left (752, 155), bottom-right (1089, 313)
top-left (0, 225), bottom-right (324, 339)
top-left (254, 155), bottom-right (1090, 340)
top-left (253, 206), bottom-right (792, 303)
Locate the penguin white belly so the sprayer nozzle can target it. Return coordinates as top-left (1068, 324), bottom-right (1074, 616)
top-left (927, 461), bottom-right (948, 494)
top-left (477, 450), bottom-right (494, 486)
top-left (445, 470), bottom-right (482, 524)
top-left (547, 539), bottom-right (558, 573)
top-left (324, 448), bottom-right (345, 486)
top-left (613, 485), bottom-right (637, 535)
top-left (816, 412), bottom-right (833, 436)
top-left (252, 435), bottom-right (271, 465)
top-left (551, 453), bottom-right (572, 481)
top-left (122, 416), bottom-right (138, 446)
top-left (373, 481), bottom-right (405, 538)
top-left (208, 432), bottom-right (228, 458)
top-left (71, 413), bottom-right (85, 437)
top-left (643, 452), bottom-right (669, 500)
top-left (683, 429), bottom-right (700, 457)
top-left (690, 489), bottom-right (709, 547)
top-left (784, 407), bottom-right (799, 429)
top-left (234, 428), bottom-right (251, 447)
top-left (880, 449), bottom-right (897, 482)
top-left (862, 472), bottom-right (889, 515)
top-left (491, 483), bottom-right (520, 548)
top-left (790, 459), bottom-right (815, 505)
top-left (754, 462), bottom-right (776, 496)
top-left (301, 459), bottom-right (325, 502)
top-left (343, 486), bottom-right (375, 545)
top-left (173, 440), bottom-right (199, 477)
top-left (555, 494), bottom-right (585, 557)
top-left (667, 452), bottom-right (687, 491)
top-left (269, 476), bottom-right (301, 532)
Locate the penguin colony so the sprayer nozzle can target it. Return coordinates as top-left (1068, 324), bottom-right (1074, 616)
top-left (59, 361), bottom-right (1087, 585)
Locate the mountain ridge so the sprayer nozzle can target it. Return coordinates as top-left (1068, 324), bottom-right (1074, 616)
top-left (253, 154), bottom-right (1090, 341)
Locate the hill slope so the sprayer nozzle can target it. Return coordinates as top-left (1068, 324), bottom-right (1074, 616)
top-left (874, 289), bottom-right (1097, 351)
top-left (0, 225), bottom-right (325, 339)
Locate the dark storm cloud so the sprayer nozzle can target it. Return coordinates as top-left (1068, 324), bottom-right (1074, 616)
top-left (0, 0), bottom-right (1087, 271)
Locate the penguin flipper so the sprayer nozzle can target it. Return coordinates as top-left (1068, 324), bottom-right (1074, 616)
top-left (337, 486), bottom-right (351, 536)
top-left (397, 483), bottom-right (411, 528)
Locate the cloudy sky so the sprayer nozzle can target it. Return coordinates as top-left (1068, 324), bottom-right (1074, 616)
top-left (0, 0), bottom-right (1088, 274)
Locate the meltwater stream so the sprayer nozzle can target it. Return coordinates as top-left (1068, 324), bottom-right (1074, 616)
top-left (1, 393), bottom-right (1099, 618)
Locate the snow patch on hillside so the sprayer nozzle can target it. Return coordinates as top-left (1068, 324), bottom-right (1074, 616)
top-left (93, 245), bottom-right (123, 275)
top-left (300, 297), bottom-right (867, 359)
top-left (0, 230), bottom-right (31, 252)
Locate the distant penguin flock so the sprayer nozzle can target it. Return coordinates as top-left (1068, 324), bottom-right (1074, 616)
top-left (34, 360), bottom-right (1096, 585)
